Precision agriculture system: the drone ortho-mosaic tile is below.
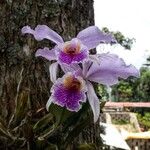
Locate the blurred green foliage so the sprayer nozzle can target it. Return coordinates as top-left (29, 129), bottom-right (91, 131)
top-left (112, 67), bottom-right (150, 102)
top-left (137, 112), bottom-right (150, 130)
top-left (98, 85), bottom-right (109, 100)
top-left (112, 118), bottom-right (130, 125)
top-left (102, 27), bottom-right (135, 50)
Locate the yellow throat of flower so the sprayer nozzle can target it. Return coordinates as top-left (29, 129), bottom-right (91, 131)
top-left (63, 42), bottom-right (81, 55)
top-left (64, 75), bottom-right (82, 91)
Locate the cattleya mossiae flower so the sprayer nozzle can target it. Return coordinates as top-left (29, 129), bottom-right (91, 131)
top-left (21, 25), bottom-right (116, 65)
top-left (46, 72), bottom-right (87, 112)
top-left (46, 53), bottom-right (140, 122)
top-left (21, 25), bottom-right (139, 123)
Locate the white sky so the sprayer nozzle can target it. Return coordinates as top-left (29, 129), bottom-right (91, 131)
top-left (94, 0), bottom-right (150, 69)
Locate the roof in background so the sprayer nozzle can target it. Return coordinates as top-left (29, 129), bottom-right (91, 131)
top-left (105, 102), bottom-right (150, 108)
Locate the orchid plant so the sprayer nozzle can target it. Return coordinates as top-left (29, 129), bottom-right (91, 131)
top-left (22, 25), bottom-right (139, 148)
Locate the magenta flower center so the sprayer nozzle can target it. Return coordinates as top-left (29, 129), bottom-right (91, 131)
top-left (63, 75), bottom-right (82, 91)
top-left (63, 42), bottom-right (81, 55)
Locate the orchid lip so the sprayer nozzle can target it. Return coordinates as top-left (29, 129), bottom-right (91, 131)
top-left (63, 75), bottom-right (82, 91)
top-left (63, 41), bottom-right (81, 55)
top-left (48, 73), bottom-right (87, 112)
top-left (57, 42), bottom-right (88, 64)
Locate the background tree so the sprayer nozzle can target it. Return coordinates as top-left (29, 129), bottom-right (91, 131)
top-left (102, 27), bottom-right (135, 50)
top-left (0, 0), bottom-right (103, 149)
top-left (138, 67), bottom-right (150, 101)
top-left (143, 55), bottom-right (150, 66)
top-left (111, 79), bottom-right (133, 101)
top-left (112, 66), bottom-right (150, 102)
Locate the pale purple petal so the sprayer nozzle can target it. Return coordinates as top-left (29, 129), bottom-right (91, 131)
top-left (86, 81), bottom-right (100, 123)
top-left (77, 26), bottom-right (116, 50)
top-left (60, 63), bottom-right (81, 74)
top-left (21, 26), bottom-right (34, 34)
top-left (86, 53), bottom-right (140, 86)
top-left (68, 38), bottom-right (80, 48)
top-left (46, 97), bottom-right (53, 111)
top-left (35, 47), bottom-right (56, 61)
top-left (82, 60), bottom-right (93, 77)
top-left (49, 62), bottom-right (59, 83)
top-left (82, 55), bottom-right (101, 77)
top-left (22, 25), bottom-right (64, 44)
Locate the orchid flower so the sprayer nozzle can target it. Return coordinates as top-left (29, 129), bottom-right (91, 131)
top-left (46, 53), bottom-right (139, 122)
top-left (46, 72), bottom-right (87, 112)
top-left (21, 25), bottom-right (116, 65)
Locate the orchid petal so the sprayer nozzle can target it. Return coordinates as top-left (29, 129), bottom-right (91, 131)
top-left (46, 97), bottom-right (53, 111)
top-left (35, 47), bottom-right (56, 61)
top-left (49, 62), bottom-right (59, 83)
top-left (22, 25), bottom-right (64, 44)
top-left (60, 63), bottom-right (81, 73)
top-left (21, 25), bottom-right (34, 34)
top-left (86, 53), bottom-right (140, 86)
top-left (77, 26), bottom-right (116, 50)
top-left (86, 81), bottom-right (100, 123)
top-left (82, 60), bottom-right (93, 77)
top-left (82, 55), bottom-right (101, 77)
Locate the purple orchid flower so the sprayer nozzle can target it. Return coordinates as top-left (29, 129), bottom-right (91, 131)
top-left (46, 53), bottom-right (139, 122)
top-left (46, 72), bottom-right (87, 112)
top-left (21, 25), bottom-right (116, 65)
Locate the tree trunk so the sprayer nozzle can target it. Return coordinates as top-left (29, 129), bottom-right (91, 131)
top-left (0, 0), bottom-right (101, 149)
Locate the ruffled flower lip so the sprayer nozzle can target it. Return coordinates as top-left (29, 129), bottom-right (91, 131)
top-left (58, 50), bottom-right (88, 64)
top-left (56, 39), bottom-right (89, 64)
top-left (49, 73), bottom-right (87, 112)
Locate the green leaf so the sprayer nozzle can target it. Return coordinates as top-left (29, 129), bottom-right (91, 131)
top-left (49, 104), bottom-right (74, 125)
top-left (35, 139), bottom-right (58, 150)
top-left (62, 102), bottom-right (90, 133)
top-left (37, 125), bottom-right (55, 140)
top-left (46, 144), bottom-right (58, 150)
top-left (64, 105), bottom-right (92, 148)
top-left (33, 113), bottom-right (53, 132)
top-left (0, 121), bottom-right (13, 140)
top-left (77, 143), bottom-right (96, 150)
top-left (9, 91), bottom-right (29, 128)
top-left (65, 118), bottom-right (91, 147)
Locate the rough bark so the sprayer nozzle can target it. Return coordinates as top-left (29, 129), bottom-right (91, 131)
top-left (0, 0), bottom-right (100, 149)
